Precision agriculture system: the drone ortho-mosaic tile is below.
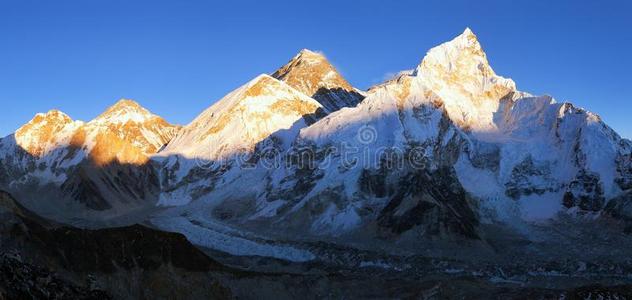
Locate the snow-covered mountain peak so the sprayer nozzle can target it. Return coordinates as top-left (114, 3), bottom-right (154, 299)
top-left (32, 109), bottom-right (73, 124)
top-left (72, 99), bottom-right (180, 165)
top-left (92, 98), bottom-right (156, 125)
top-left (272, 49), bottom-right (351, 94)
top-left (415, 27), bottom-right (514, 91)
top-left (296, 48), bottom-right (327, 62)
top-left (272, 49), bottom-right (364, 112)
top-left (2, 99), bottom-right (179, 167)
top-left (413, 28), bottom-right (517, 132)
top-left (14, 109), bottom-right (83, 157)
top-left (0, 99), bottom-right (180, 216)
top-left (109, 98), bottom-right (144, 110)
top-left (424, 27), bottom-right (482, 60)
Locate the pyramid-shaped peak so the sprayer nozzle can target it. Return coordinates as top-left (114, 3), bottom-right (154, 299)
top-left (94, 98), bottom-right (156, 124)
top-left (295, 49), bottom-right (326, 60)
top-left (414, 27), bottom-right (516, 90)
top-left (413, 28), bottom-right (516, 132)
top-left (83, 98), bottom-right (179, 160)
top-left (277, 49), bottom-right (330, 70)
top-left (462, 27), bottom-right (475, 37)
top-left (282, 49), bottom-right (331, 69)
top-left (272, 49), bottom-right (363, 111)
top-left (444, 27), bottom-right (482, 51)
top-left (299, 48), bottom-right (320, 55)
top-left (107, 98), bottom-right (145, 112)
top-left (416, 27), bottom-right (494, 78)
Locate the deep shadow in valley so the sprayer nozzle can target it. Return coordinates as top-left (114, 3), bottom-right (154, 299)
top-left (3, 190), bottom-right (632, 299)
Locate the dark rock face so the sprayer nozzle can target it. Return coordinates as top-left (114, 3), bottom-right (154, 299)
top-left (312, 87), bottom-right (365, 112)
top-left (61, 161), bottom-right (161, 211)
top-left (359, 162), bottom-right (393, 198)
top-left (377, 167), bottom-right (479, 239)
top-left (505, 155), bottom-right (560, 199)
top-left (266, 144), bottom-right (327, 210)
top-left (563, 170), bottom-right (605, 211)
top-left (161, 157), bottom-right (231, 202)
top-left (604, 190), bottom-right (632, 233)
top-left (616, 150), bottom-right (632, 190)
top-left (0, 140), bottom-right (34, 191)
top-left (0, 163), bottom-right (8, 189)
top-left (0, 252), bottom-right (110, 299)
top-left (60, 165), bottom-right (112, 210)
top-left (0, 137), bottom-right (162, 215)
top-left (18, 223), bottom-right (225, 274)
top-left (468, 141), bottom-right (501, 172)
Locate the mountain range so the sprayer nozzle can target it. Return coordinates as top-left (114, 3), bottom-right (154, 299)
top-left (1, 28), bottom-right (632, 297)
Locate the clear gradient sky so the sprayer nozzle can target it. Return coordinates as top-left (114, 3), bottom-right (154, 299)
top-left (1, 0), bottom-right (631, 138)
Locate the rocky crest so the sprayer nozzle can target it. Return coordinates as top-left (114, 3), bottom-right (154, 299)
top-left (272, 49), bottom-right (364, 112)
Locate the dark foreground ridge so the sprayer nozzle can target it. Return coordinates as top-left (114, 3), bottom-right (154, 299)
top-left (0, 190), bottom-right (233, 299)
top-left (0, 252), bottom-right (110, 299)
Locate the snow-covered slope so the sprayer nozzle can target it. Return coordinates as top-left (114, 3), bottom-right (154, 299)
top-left (161, 74), bottom-right (325, 161)
top-left (68, 99), bottom-right (179, 166)
top-left (415, 28), bottom-right (517, 133)
top-left (87, 99), bottom-right (179, 159)
top-left (155, 74), bottom-right (327, 206)
top-left (0, 99), bottom-right (179, 222)
top-left (5, 99), bottom-right (178, 167)
top-left (272, 49), bottom-right (365, 112)
top-left (150, 29), bottom-right (632, 252)
top-left (13, 110), bottom-right (85, 158)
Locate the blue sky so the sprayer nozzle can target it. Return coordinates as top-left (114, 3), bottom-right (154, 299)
top-left (1, 0), bottom-right (631, 138)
